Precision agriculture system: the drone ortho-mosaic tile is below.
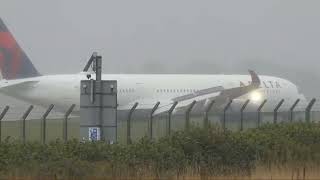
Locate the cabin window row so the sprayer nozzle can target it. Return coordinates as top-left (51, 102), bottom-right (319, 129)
top-left (263, 89), bottom-right (280, 94)
top-left (118, 88), bottom-right (135, 93)
top-left (116, 88), bottom-right (280, 94)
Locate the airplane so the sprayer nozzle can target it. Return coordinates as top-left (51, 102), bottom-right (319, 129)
top-left (0, 18), bottom-right (306, 116)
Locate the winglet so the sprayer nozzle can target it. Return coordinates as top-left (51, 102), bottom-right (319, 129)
top-left (249, 70), bottom-right (261, 87)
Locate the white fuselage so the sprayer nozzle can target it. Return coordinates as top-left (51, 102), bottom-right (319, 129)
top-left (0, 73), bottom-right (305, 113)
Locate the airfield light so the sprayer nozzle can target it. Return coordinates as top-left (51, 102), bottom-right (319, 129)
top-left (250, 91), bottom-right (262, 102)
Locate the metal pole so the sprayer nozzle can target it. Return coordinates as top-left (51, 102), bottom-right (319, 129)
top-left (95, 56), bottom-right (103, 139)
top-left (257, 100), bottom-right (267, 127)
top-left (274, 99), bottom-right (285, 124)
top-left (127, 102), bottom-right (138, 144)
top-left (289, 99), bottom-right (300, 122)
top-left (185, 101), bottom-right (196, 131)
top-left (63, 104), bottom-right (75, 143)
top-left (21, 105), bottom-right (33, 143)
top-left (0, 106), bottom-right (9, 143)
top-left (149, 102), bottom-right (160, 140)
top-left (167, 102), bottom-right (178, 135)
top-left (223, 100), bottom-right (233, 131)
top-left (41, 104), bottom-right (54, 144)
top-left (305, 98), bottom-right (316, 123)
top-left (240, 100), bottom-right (250, 131)
top-left (203, 100), bottom-right (215, 128)
top-left (95, 56), bottom-right (102, 81)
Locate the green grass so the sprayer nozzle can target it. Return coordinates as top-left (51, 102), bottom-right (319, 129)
top-left (0, 122), bottom-right (320, 179)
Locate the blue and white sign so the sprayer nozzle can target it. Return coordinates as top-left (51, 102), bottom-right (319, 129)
top-left (89, 127), bottom-right (101, 141)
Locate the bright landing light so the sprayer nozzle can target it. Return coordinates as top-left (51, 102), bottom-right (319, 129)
top-left (250, 91), bottom-right (262, 102)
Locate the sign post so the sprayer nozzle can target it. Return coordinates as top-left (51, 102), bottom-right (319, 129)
top-left (80, 53), bottom-right (117, 142)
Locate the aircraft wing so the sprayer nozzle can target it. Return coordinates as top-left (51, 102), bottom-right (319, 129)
top-left (152, 70), bottom-right (261, 115)
top-left (110, 70), bottom-right (261, 114)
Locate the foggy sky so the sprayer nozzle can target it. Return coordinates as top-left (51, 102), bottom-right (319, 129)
top-left (1, 0), bottom-right (320, 98)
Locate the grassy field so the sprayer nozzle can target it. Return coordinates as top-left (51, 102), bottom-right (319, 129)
top-left (0, 122), bottom-right (320, 179)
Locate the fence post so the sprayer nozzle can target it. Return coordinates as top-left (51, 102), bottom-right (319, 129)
top-left (185, 101), bottom-right (196, 131)
top-left (257, 100), bottom-right (267, 127)
top-left (203, 100), bottom-right (215, 128)
top-left (127, 102), bottom-right (138, 144)
top-left (0, 106), bottom-right (9, 143)
top-left (168, 102), bottom-right (178, 135)
top-left (289, 99), bottom-right (300, 122)
top-left (149, 102), bottom-right (160, 140)
top-left (240, 100), bottom-right (250, 131)
top-left (223, 100), bottom-right (233, 131)
top-left (63, 104), bottom-right (75, 143)
top-left (41, 104), bottom-right (54, 144)
top-left (21, 105), bottom-right (33, 143)
top-left (274, 99), bottom-right (285, 124)
top-left (305, 98), bottom-right (316, 123)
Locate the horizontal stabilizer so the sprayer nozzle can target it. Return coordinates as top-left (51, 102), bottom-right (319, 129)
top-left (0, 80), bottom-right (38, 90)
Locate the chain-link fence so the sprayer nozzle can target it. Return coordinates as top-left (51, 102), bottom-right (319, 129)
top-left (0, 98), bottom-right (319, 144)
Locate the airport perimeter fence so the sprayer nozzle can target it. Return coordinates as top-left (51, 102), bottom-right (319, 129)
top-left (0, 98), bottom-right (319, 144)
